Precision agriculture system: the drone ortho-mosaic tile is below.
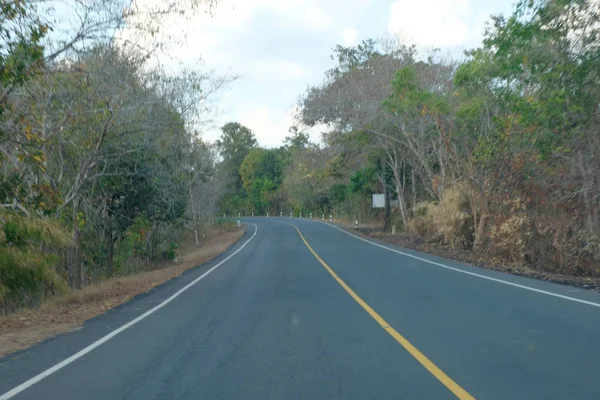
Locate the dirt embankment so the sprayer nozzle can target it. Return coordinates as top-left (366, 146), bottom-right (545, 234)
top-left (0, 228), bottom-right (245, 357)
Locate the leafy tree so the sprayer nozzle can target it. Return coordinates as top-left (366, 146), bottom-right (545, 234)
top-left (217, 122), bottom-right (257, 191)
top-left (239, 148), bottom-right (285, 214)
top-left (283, 128), bottom-right (309, 151)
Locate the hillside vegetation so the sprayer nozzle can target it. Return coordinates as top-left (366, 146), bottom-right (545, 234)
top-left (217, 0), bottom-right (600, 279)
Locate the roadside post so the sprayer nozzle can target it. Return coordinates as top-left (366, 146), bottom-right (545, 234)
top-left (329, 215), bottom-right (332, 223)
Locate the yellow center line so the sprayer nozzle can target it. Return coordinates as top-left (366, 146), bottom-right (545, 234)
top-left (293, 225), bottom-right (475, 400)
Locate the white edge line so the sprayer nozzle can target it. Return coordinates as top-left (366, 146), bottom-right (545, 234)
top-left (0, 224), bottom-right (258, 400)
top-left (317, 221), bottom-right (600, 309)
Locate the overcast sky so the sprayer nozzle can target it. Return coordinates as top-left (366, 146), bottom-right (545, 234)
top-left (153, 0), bottom-right (515, 147)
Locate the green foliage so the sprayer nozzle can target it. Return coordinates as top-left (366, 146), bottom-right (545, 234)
top-left (217, 122), bottom-right (258, 191)
top-left (238, 148), bottom-right (287, 214)
top-left (328, 39), bottom-right (382, 77)
top-left (349, 168), bottom-right (377, 195)
top-left (385, 65), bottom-right (450, 117)
top-left (0, 1), bottom-right (48, 93)
top-left (329, 184), bottom-right (348, 205)
top-left (0, 211), bottom-right (71, 307)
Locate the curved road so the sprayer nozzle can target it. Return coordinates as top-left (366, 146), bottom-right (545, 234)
top-left (2, 218), bottom-right (600, 399)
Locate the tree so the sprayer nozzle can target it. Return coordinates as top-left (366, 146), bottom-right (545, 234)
top-left (283, 127), bottom-right (309, 151)
top-left (239, 148), bottom-right (285, 214)
top-left (217, 122), bottom-right (258, 192)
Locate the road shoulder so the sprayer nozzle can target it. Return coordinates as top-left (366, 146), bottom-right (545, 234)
top-left (0, 227), bottom-right (245, 358)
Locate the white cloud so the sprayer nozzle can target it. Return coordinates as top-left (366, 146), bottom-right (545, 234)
top-left (199, 0), bottom-right (300, 28)
top-left (237, 105), bottom-right (295, 148)
top-left (387, 0), bottom-right (474, 47)
top-left (304, 5), bottom-right (334, 31)
top-left (342, 27), bottom-right (358, 45)
top-left (247, 59), bottom-right (309, 80)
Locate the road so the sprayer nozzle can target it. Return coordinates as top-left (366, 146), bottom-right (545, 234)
top-left (2, 218), bottom-right (600, 399)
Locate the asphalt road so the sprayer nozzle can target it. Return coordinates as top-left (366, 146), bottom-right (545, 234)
top-left (2, 218), bottom-right (600, 399)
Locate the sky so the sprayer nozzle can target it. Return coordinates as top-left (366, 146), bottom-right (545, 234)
top-left (152, 0), bottom-right (516, 147)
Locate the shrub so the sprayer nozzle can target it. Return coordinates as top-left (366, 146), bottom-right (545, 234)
top-left (407, 201), bottom-right (438, 239)
top-left (429, 183), bottom-right (474, 249)
top-left (407, 183), bottom-right (474, 248)
top-left (0, 211), bottom-right (71, 311)
top-left (488, 199), bottom-right (531, 263)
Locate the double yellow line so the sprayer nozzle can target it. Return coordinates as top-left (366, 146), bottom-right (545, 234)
top-left (294, 225), bottom-right (475, 400)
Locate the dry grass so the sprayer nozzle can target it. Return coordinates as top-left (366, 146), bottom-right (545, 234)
top-left (0, 228), bottom-right (244, 357)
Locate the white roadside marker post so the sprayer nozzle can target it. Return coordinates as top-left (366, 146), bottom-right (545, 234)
top-left (290, 212), bottom-right (292, 218)
top-left (267, 212), bottom-right (269, 218)
top-left (310, 212), bottom-right (312, 219)
top-left (280, 212), bottom-right (283, 217)
top-left (322, 214), bottom-right (324, 220)
top-left (329, 215), bottom-right (332, 223)
top-left (300, 212), bottom-right (302, 218)
top-left (355, 220), bottom-right (358, 230)
top-left (251, 211), bottom-right (254, 217)
top-left (237, 220), bottom-right (241, 228)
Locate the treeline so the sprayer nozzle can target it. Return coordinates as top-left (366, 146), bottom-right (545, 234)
top-left (219, 0), bottom-right (600, 277)
top-left (1, 0), bottom-right (227, 312)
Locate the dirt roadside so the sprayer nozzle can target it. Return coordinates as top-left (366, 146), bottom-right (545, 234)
top-left (334, 220), bottom-right (600, 292)
top-left (0, 227), bottom-right (245, 357)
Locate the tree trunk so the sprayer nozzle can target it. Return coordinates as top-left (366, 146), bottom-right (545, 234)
top-left (578, 151), bottom-right (596, 234)
top-left (66, 197), bottom-right (81, 288)
top-left (189, 185), bottom-right (200, 245)
top-left (473, 187), bottom-right (488, 250)
top-left (392, 168), bottom-right (408, 228)
top-left (411, 166), bottom-right (417, 211)
top-left (384, 179), bottom-right (391, 231)
top-left (107, 231), bottom-right (114, 277)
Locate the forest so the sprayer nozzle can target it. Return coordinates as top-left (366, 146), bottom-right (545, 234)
top-left (0, 0), bottom-right (229, 312)
top-left (217, 0), bottom-right (600, 279)
top-left (2, 0), bottom-right (600, 315)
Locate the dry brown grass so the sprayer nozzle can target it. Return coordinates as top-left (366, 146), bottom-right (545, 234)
top-left (0, 228), bottom-right (244, 357)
